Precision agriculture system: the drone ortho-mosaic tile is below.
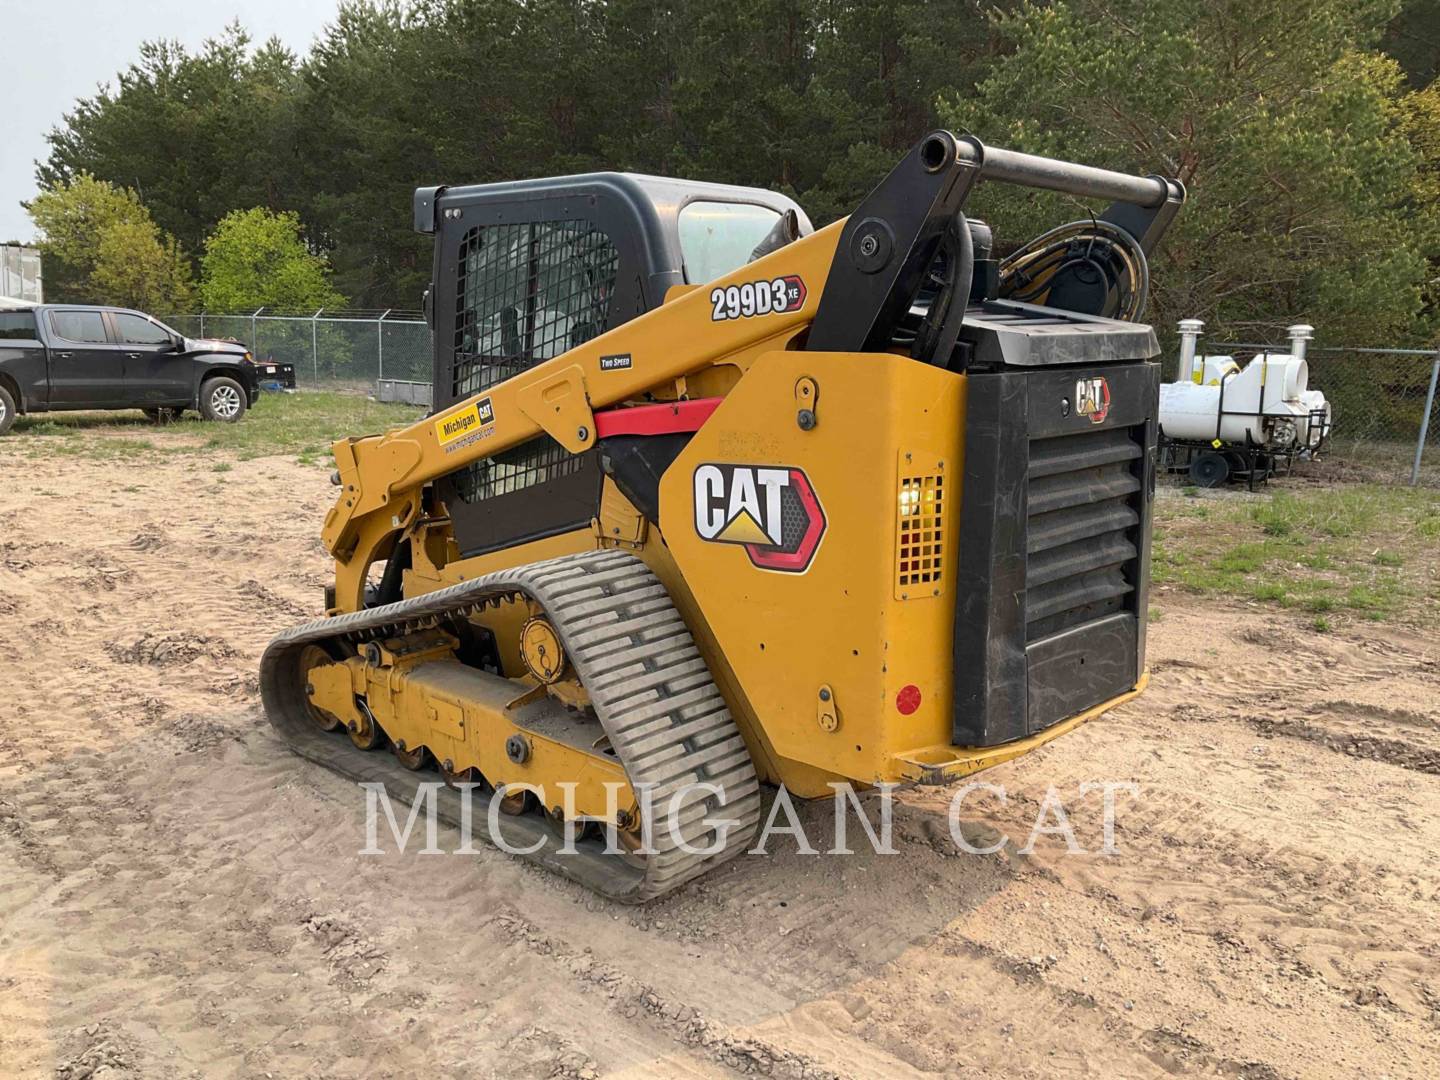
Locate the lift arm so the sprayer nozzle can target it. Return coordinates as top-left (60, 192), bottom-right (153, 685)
top-left (323, 220), bottom-right (842, 609)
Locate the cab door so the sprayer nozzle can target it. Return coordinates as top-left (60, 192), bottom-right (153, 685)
top-left (109, 311), bottom-right (190, 405)
top-left (45, 309), bottom-right (126, 406)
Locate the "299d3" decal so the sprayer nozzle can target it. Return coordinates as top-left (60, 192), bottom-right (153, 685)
top-left (710, 275), bottom-right (807, 321)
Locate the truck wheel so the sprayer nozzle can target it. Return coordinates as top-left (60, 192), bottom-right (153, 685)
top-left (200, 377), bottom-right (247, 423)
top-left (0, 385), bottom-right (14, 435)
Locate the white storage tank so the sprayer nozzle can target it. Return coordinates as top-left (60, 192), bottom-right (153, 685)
top-left (1159, 321), bottom-right (1331, 451)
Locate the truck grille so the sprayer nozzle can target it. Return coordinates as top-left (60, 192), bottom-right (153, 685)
top-left (1025, 426), bottom-right (1143, 641)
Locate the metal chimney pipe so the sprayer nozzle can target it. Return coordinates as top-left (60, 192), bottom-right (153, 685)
top-left (1287, 323), bottom-right (1314, 362)
top-left (1177, 318), bottom-right (1204, 382)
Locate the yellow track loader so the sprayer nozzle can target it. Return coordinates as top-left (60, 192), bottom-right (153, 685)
top-left (260, 131), bottom-right (1184, 900)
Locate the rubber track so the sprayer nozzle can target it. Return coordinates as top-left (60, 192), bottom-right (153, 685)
top-left (259, 549), bottom-right (762, 902)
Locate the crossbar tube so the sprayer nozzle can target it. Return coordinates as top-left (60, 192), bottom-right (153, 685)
top-left (957, 137), bottom-right (1174, 208)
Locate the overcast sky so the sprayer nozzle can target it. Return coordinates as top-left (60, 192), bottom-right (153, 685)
top-left (0, 0), bottom-right (342, 243)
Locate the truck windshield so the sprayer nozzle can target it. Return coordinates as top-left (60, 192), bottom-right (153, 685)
top-left (678, 201), bottom-right (782, 284)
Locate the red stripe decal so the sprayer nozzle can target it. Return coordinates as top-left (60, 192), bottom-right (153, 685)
top-left (594, 398), bottom-right (723, 438)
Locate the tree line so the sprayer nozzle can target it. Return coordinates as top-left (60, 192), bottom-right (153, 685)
top-left (25, 0), bottom-right (1440, 347)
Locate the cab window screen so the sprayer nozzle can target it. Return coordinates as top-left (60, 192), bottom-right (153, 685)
top-left (678, 202), bottom-right (781, 284)
top-left (448, 219), bottom-right (618, 507)
top-left (50, 310), bottom-right (108, 344)
top-left (452, 221), bottom-right (619, 399)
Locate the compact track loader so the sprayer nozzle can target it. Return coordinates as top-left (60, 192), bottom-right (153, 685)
top-left (261, 131), bottom-right (1184, 900)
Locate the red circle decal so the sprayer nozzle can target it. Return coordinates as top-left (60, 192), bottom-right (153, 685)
top-left (896, 685), bottom-right (922, 715)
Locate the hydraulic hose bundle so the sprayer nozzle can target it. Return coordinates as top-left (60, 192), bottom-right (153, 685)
top-left (997, 219), bottom-right (1150, 322)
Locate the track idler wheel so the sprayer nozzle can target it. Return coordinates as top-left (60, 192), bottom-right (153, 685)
top-left (299, 645), bottom-right (344, 732)
top-left (497, 787), bottom-right (532, 817)
top-left (519, 616), bottom-right (567, 683)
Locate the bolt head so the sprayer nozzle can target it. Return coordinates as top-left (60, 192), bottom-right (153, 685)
top-left (505, 734), bottom-right (530, 764)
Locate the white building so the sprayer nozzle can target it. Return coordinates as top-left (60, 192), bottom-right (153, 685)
top-left (0, 244), bottom-right (43, 303)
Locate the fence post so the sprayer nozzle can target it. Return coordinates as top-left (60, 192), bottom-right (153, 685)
top-left (1412, 351), bottom-right (1440, 487)
top-left (251, 307), bottom-right (264, 354)
top-left (377, 309), bottom-right (391, 384)
top-left (199, 311), bottom-right (206, 339)
top-left (312, 308), bottom-right (323, 384)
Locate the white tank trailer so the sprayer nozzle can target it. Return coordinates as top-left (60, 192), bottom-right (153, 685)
top-left (1159, 320), bottom-right (1332, 451)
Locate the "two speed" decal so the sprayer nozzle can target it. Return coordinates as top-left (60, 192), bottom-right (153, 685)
top-left (710, 276), bottom-right (807, 321)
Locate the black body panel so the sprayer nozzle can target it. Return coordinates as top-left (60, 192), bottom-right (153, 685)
top-left (450, 445), bottom-right (606, 558)
top-left (598, 433), bottom-right (694, 523)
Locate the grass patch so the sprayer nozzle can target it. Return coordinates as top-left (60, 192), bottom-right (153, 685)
top-left (1251, 582), bottom-right (1287, 603)
top-left (4, 391), bottom-right (424, 465)
top-left (1154, 483), bottom-right (1440, 627)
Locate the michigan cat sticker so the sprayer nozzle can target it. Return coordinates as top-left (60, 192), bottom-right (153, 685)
top-left (435, 396), bottom-right (495, 453)
top-left (693, 463), bottom-right (825, 572)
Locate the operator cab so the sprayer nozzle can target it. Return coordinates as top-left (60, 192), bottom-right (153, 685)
top-left (415, 174), bottom-right (811, 557)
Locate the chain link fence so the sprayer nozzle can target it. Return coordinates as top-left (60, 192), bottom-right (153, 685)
top-left (1212, 340), bottom-right (1440, 486)
top-left (161, 309), bottom-right (432, 393)
top-left (161, 311), bottom-right (1439, 486)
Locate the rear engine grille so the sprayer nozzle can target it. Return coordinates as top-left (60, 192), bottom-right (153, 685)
top-left (1026, 427), bottom-right (1143, 641)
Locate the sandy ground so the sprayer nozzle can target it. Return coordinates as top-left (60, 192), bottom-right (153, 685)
top-left (1, 440), bottom-right (1438, 1079)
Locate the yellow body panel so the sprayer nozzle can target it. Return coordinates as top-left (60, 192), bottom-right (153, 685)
top-left (657, 350), bottom-right (968, 795)
top-left (389, 352), bottom-right (1143, 799)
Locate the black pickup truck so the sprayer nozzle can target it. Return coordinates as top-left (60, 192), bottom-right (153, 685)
top-left (0, 301), bottom-right (260, 434)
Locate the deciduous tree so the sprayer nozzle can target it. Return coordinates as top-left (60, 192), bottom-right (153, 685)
top-left (200, 207), bottom-right (345, 312)
top-left (27, 173), bottom-right (194, 308)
